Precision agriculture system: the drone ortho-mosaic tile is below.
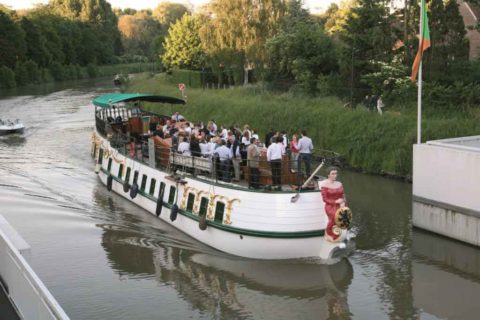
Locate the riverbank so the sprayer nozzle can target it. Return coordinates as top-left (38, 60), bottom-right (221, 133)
top-left (127, 73), bottom-right (480, 178)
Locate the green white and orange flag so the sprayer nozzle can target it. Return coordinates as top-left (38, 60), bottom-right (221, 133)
top-left (411, 0), bottom-right (431, 81)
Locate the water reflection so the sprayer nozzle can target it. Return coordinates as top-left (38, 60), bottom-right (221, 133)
top-left (0, 133), bottom-right (26, 146)
top-left (412, 229), bottom-right (480, 320)
top-left (96, 199), bottom-right (354, 319)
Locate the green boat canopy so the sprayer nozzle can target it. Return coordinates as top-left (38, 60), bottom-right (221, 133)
top-left (93, 93), bottom-right (185, 108)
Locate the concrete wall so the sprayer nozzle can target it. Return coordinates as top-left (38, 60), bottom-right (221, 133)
top-left (413, 137), bottom-right (480, 213)
top-left (412, 136), bottom-right (480, 246)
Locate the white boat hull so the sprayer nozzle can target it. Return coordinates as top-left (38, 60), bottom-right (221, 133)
top-left (94, 131), bottom-right (354, 260)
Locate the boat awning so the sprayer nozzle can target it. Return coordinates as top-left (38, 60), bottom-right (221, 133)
top-left (93, 93), bottom-right (185, 108)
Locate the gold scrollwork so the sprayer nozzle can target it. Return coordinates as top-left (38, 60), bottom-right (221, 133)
top-left (180, 186), bottom-right (192, 209)
top-left (193, 190), bottom-right (208, 214)
top-left (224, 198), bottom-right (240, 225)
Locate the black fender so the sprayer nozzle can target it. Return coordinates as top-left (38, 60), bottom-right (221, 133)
top-left (106, 175), bottom-right (113, 191)
top-left (129, 182), bottom-right (139, 199)
top-left (199, 214), bottom-right (207, 230)
top-left (170, 204), bottom-right (178, 221)
top-left (156, 188), bottom-right (165, 217)
top-left (123, 181), bottom-right (130, 193)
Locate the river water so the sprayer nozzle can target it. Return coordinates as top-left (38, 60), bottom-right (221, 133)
top-left (1, 79), bottom-right (480, 320)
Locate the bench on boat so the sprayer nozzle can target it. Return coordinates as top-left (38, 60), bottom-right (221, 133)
top-left (169, 153), bottom-right (213, 173)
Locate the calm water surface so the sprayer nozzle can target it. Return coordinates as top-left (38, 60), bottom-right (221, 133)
top-left (1, 80), bottom-right (480, 319)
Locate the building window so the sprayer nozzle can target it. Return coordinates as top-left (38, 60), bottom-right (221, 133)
top-left (199, 197), bottom-right (208, 216)
top-left (214, 202), bottom-right (225, 223)
top-left (168, 186), bottom-right (176, 204)
top-left (118, 164), bottom-right (124, 179)
top-left (140, 174), bottom-right (147, 191)
top-left (107, 158), bottom-right (112, 172)
top-left (186, 193), bottom-right (195, 212)
top-left (149, 178), bottom-right (156, 196)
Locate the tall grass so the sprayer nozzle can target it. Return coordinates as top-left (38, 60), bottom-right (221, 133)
top-left (128, 73), bottom-right (480, 178)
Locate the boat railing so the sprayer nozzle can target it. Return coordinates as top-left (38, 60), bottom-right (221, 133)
top-left (95, 113), bottom-right (341, 190)
top-left (0, 216), bottom-right (70, 320)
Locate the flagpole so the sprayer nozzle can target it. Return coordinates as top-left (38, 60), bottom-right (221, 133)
top-left (417, 61), bottom-right (422, 144)
top-left (417, 2), bottom-right (424, 145)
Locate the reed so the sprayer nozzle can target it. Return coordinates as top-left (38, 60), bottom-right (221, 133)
top-left (128, 73), bottom-right (480, 178)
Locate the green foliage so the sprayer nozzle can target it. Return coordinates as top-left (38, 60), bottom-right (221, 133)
top-left (118, 12), bottom-right (162, 60)
top-left (0, 66), bottom-right (16, 89)
top-left (199, 0), bottom-right (286, 83)
top-left (266, 0), bottom-right (337, 95)
top-left (339, 0), bottom-right (399, 96)
top-left (14, 61), bottom-right (29, 86)
top-left (152, 2), bottom-right (189, 27)
top-left (128, 74), bottom-right (480, 177)
top-left (23, 60), bottom-right (42, 83)
top-left (171, 69), bottom-right (203, 88)
top-left (49, 61), bottom-right (65, 81)
top-left (0, 10), bottom-right (26, 69)
top-left (86, 63), bottom-right (97, 78)
top-left (163, 15), bottom-right (205, 70)
top-left (361, 58), bottom-right (409, 96)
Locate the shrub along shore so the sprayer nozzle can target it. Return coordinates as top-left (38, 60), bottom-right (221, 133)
top-left (127, 73), bottom-right (480, 179)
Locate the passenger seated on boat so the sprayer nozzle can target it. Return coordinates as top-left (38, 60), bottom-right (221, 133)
top-left (177, 136), bottom-right (191, 156)
top-left (115, 115), bottom-right (122, 123)
top-left (190, 134), bottom-right (201, 157)
top-left (200, 136), bottom-right (213, 157)
top-left (153, 124), bottom-right (164, 138)
top-left (214, 140), bottom-right (232, 182)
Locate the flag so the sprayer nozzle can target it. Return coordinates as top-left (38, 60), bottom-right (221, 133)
top-left (411, 0), bottom-right (431, 81)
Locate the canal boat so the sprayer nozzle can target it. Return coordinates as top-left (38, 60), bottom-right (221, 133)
top-left (0, 119), bottom-right (24, 135)
top-left (91, 93), bottom-right (355, 260)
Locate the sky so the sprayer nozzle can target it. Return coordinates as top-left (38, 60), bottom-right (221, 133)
top-left (0, 0), bottom-right (340, 14)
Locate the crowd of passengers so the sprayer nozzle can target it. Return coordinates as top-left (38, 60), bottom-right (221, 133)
top-left (147, 112), bottom-right (314, 190)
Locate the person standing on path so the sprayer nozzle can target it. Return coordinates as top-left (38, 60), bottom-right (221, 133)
top-left (377, 96), bottom-right (384, 115)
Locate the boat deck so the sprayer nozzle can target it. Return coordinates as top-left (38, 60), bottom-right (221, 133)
top-left (0, 287), bottom-right (19, 320)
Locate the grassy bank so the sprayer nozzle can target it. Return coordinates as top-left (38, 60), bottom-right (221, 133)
top-left (127, 73), bottom-right (480, 178)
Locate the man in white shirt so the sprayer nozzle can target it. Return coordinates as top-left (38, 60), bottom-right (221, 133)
top-left (177, 136), bottom-right (191, 156)
top-left (297, 130), bottom-right (313, 179)
top-left (267, 136), bottom-right (285, 190)
top-left (214, 140), bottom-right (232, 182)
top-left (172, 112), bottom-right (184, 122)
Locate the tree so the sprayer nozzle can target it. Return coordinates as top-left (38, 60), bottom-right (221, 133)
top-left (49, 0), bottom-right (122, 61)
top-left (118, 12), bottom-right (162, 59)
top-left (322, 0), bottom-right (358, 34)
top-left (266, 0), bottom-right (337, 94)
top-left (0, 9), bottom-right (26, 69)
top-left (339, 0), bottom-right (399, 100)
top-left (153, 2), bottom-right (189, 28)
top-left (162, 14), bottom-right (205, 70)
top-left (199, 0), bottom-right (286, 84)
top-left (20, 17), bottom-right (51, 67)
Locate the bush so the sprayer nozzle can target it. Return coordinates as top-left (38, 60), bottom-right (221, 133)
top-left (23, 60), bottom-right (41, 84)
top-left (14, 61), bottom-right (29, 86)
top-left (0, 66), bottom-right (16, 88)
top-left (171, 69), bottom-right (203, 88)
top-left (86, 63), bottom-right (98, 78)
top-left (49, 61), bottom-right (65, 81)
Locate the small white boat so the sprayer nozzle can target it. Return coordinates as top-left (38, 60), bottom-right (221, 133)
top-left (0, 119), bottom-right (24, 135)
